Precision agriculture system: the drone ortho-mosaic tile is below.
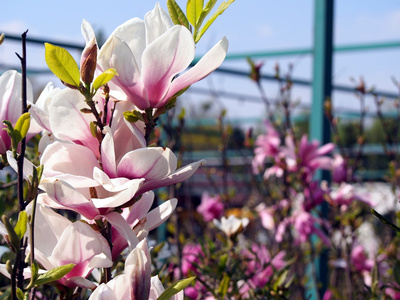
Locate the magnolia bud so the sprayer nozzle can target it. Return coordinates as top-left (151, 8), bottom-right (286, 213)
top-left (80, 37), bottom-right (97, 84)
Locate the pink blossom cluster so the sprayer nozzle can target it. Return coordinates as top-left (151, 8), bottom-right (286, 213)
top-left (254, 121), bottom-right (374, 246)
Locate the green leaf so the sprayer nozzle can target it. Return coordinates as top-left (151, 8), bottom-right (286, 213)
top-left (2, 120), bottom-right (14, 139)
top-left (273, 269), bottom-right (288, 290)
top-left (167, 0), bottom-right (190, 29)
top-left (157, 276), bottom-right (195, 300)
top-left (187, 0), bottom-right (204, 26)
top-left (14, 112), bottom-right (30, 144)
top-left (2, 215), bottom-right (20, 251)
top-left (90, 121), bottom-right (98, 139)
top-left (16, 288), bottom-right (24, 300)
top-left (195, 0), bottom-right (235, 43)
top-left (92, 68), bottom-right (118, 91)
top-left (45, 43), bottom-right (80, 87)
top-left (195, 0), bottom-right (218, 39)
top-left (14, 211), bottom-right (27, 240)
top-left (123, 110), bottom-right (144, 123)
top-left (34, 264), bottom-right (75, 286)
top-left (217, 273), bottom-right (230, 297)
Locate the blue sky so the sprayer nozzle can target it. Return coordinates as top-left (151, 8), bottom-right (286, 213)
top-left (1, 1), bottom-right (400, 120)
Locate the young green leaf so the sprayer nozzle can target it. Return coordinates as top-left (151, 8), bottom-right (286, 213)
top-left (2, 215), bottom-right (20, 251)
top-left (92, 68), bottom-right (118, 91)
top-left (90, 121), bottom-right (98, 139)
top-left (157, 276), bottom-right (195, 300)
top-left (45, 43), bottom-right (80, 88)
top-left (217, 273), bottom-right (230, 297)
top-left (167, 0), bottom-right (190, 29)
top-left (14, 211), bottom-right (28, 240)
top-left (13, 112), bottom-right (30, 144)
top-left (195, 0), bottom-right (235, 43)
top-left (194, 0), bottom-right (218, 39)
top-left (187, 0), bottom-right (204, 26)
top-left (16, 288), bottom-right (24, 300)
top-left (34, 264), bottom-right (75, 286)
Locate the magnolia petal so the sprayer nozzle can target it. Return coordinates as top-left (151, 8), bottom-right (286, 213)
top-left (125, 240), bottom-right (151, 300)
top-left (146, 198), bottom-right (177, 231)
top-left (141, 25), bottom-right (195, 108)
top-left (26, 203), bottom-right (71, 258)
top-left (101, 129), bottom-right (117, 177)
top-left (149, 275), bottom-right (165, 298)
top-left (137, 159), bottom-right (206, 195)
top-left (41, 179), bottom-right (100, 219)
top-left (91, 177), bottom-right (144, 208)
top-left (6, 150), bottom-right (35, 181)
top-left (89, 283), bottom-right (117, 300)
top-left (52, 222), bottom-right (112, 268)
top-left (81, 19), bottom-right (97, 45)
top-left (48, 89), bottom-right (99, 156)
top-left (165, 37), bottom-right (229, 100)
top-left (107, 37), bottom-right (140, 89)
top-left (102, 212), bottom-right (139, 251)
top-left (41, 141), bottom-right (100, 187)
top-left (316, 142), bottom-right (335, 156)
top-left (100, 17), bottom-right (145, 70)
top-left (123, 191), bottom-right (155, 226)
top-left (66, 276), bottom-right (97, 290)
top-left (30, 82), bottom-right (60, 132)
top-left (144, 3), bottom-right (173, 46)
top-left (117, 147), bottom-right (177, 180)
top-left (0, 71), bottom-right (26, 124)
top-left (93, 167), bottom-right (134, 192)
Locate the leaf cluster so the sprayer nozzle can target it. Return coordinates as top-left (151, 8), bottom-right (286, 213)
top-left (167, 0), bottom-right (235, 43)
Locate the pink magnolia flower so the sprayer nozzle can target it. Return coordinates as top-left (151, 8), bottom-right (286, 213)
top-left (181, 243), bottom-right (204, 276)
top-left (351, 244), bottom-right (375, 287)
top-left (332, 154), bottom-right (347, 183)
top-left (330, 183), bottom-right (374, 211)
top-left (275, 208), bottom-right (330, 246)
top-left (197, 192), bottom-right (224, 222)
top-left (351, 244), bottom-right (374, 273)
top-left (90, 3), bottom-right (228, 110)
top-left (35, 129), bottom-right (204, 219)
top-left (241, 243), bottom-right (286, 292)
top-left (252, 120), bottom-right (281, 174)
top-left (88, 240), bottom-right (152, 300)
top-left (0, 70), bottom-right (41, 154)
top-left (263, 134), bottom-right (334, 181)
top-left (0, 203), bottom-right (112, 289)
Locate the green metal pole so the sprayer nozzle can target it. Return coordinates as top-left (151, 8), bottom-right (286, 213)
top-left (308, 0), bottom-right (334, 299)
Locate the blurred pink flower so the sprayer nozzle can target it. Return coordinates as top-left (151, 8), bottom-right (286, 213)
top-left (181, 243), bottom-right (204, 276)
top-left (262, 133), bottom-right (334, 181)
top-left (252, 121), bottom-right (281, 174)
top-left (330, 183), bottom-right (374, 211)
top-left (197, 192), bottom-right (224, 222)
top-left (351, 245), bottom-right (374, 273)
top-left (332, 154), bottom-right (347, 183)
top-left (276, 208), bottom-right (330, 246)
top-left (240, 243), bottom-right (286, 296)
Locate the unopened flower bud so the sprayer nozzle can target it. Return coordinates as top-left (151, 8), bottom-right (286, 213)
top-left (80, 37), bottom-right (97, 84)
